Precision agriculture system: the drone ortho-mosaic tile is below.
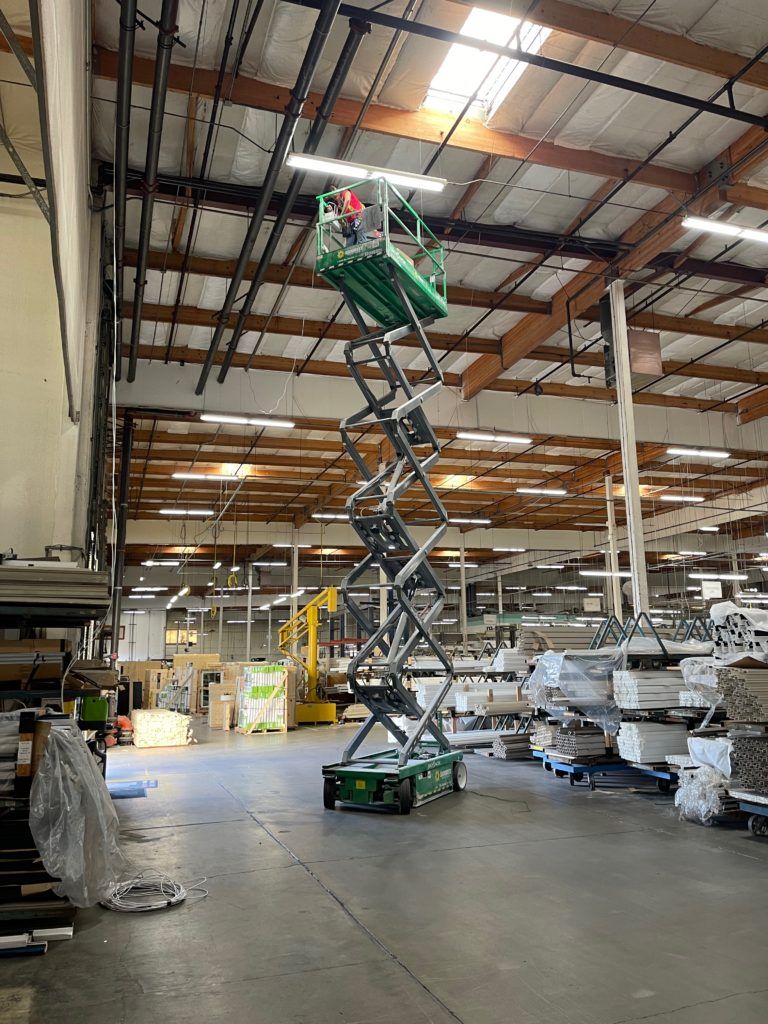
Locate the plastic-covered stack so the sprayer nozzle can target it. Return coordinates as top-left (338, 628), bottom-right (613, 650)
top-left (453, 688), bottom-right (523, 713)
top-left (616, 722), bottom-right (689, 763)
top-left (679, 657), bottom-right (722, 711)
top-left (710, 601), bottom-right (768, 659)
top-left (528, 648), bottom-right (625, 733)
top-left (674, 766), bottom-right (738, 823)
top-left (132, 709), bottom-right (193, 748)
top-left (613, 670), bottom-right (684, 710)
top-left (555, 728), bottom-right (606, 759)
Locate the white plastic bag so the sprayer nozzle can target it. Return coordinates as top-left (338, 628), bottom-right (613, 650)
top-left (29, 727), bottom-right (127, 907)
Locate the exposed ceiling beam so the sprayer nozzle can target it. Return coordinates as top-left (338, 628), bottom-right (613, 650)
top-left (720, 182), bottom-right (768, 212)
top-left (462, 196), bottom-right (688, 398)
top-left (528, 343), bottom-right (768, 387)
top-left (580, 306), bottom-right (768, 347)
top-left (130, 342), bottom-right (736, 414)
top-left (125, 248), bottom-right (551, 316)
top-left (92, 47), bottom-right (697, 194)
top-left (448, 0), bottom-right (768, 92)
top-left (126, 301), bottom-right (501, 356)
top-left (650, 252), bottom-right (768, 287)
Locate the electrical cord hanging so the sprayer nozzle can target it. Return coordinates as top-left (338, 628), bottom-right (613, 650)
top-left (101, 872), bottom-right (209, 912)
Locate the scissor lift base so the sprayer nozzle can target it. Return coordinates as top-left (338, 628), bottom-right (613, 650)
top-left (322, 748), bottom-right (465, 813)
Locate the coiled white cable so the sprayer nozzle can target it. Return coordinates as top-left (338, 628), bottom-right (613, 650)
top-left (101, 872), bottom-right (208, 913)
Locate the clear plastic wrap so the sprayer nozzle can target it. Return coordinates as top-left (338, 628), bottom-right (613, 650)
top-left (679, 657), bottom-right (722, 713)
top-left (29, 727), bottom-right (127, 907)
top-left (528, 647), bottom-right (625, 734)
top-left (674, 766), bottom-right (732, 823)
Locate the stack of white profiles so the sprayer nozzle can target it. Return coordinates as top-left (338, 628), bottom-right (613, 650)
top-left (616, 722), bottom-right (689, 763)
top-left (614, 670), bottom-right (684, 710)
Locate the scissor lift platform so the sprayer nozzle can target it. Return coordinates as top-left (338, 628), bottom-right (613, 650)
top-left (316, 237), bottom-right (448, 327)
top-left (322, 747), bottom-right (466, 814)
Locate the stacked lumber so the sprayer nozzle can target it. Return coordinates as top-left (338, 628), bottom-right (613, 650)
top-left (555, 728), bottom-right (606, 759)
top-left (131, 709), bottom-right (193, 748)
top-left (731, 734), bottom-right (768, 793)
top-left (491, 734), bottom-right (531, 760)
top-left (678, 688), bottom-right (710, 709)
top-left (616, 722), bottom-right (689, 763)
top-left (717, 668), bottom-right (768, 721)
top-left (613, 670), bottom-right (683, 710)
top-left (531, 722), bottom-right (559, 749)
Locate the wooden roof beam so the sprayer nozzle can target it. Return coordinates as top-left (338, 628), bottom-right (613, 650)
top-left (92, 46), bottom-right (696, 195)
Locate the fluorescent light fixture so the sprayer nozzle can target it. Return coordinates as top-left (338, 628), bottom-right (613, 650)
top-left (516, 487), bottom-right (567, 496)
top-left (142, 559), bottom-right (180, 567)
top-left (436, 618), bottom-right (458, 624)
top-left (456, 431), bottom-right (532, 445)
top-left (125, 594), bottom-right (155, 599)
top-left (579, 570), bottom-right (632, 578)
top-left (230, 565), bottom-right (241, 572)
top-left (159, 508), bottom-right (214, 517)
top-left (212, 561), bottom-right (222, 569)
top-left (531, 592), bottom-right (552, 597)
top-left (200, 413), bottom-right (295, 429)
top-left (258, 603), bottom-right (271, 611)
top-left (272, 596), bottom-right (288, 605)
top-left (165, 603), bottom-right (173, 610)
top-left (273, 542), bottom-right (312, 548)
top-left (124, 609), bottom-right (146, 615)
top-left (252, 560), bottom-right (287, 567)
top-left (658, 494), bottom-right (705, 504)
top-left (666, 447), bottom-right (729, 460)
top-left (448, 562), bottom-right (479, 568)
top-left (449, 517), bottom-right (491, 525)
top-left (741, 227), bottom-right (768, 244)
top-left (504, 586), bottom-right (526, 591)
top-left (311, 512), bottom-right (347, 520)
top-left (131, 586), bottom-right (168, 592)
top-left (226, 619), bottom-right (256, 625)
top-left (682, 216), bottom-right (741, 237)
top-left (172, 472), bottom-right (241, 481)
top-left (493, 547), bottom-right (526, 553)
top-left (169, 596), bottom-right (178, 604)
top-left (555, 586), bottom-right (587, 591)
top-left (678, 550), bottom-right (706, 556)
top-left (535, 563), bottom-right (564, 569)
top-left (286, 152), bottom-right (446, 192)
top-left (587, 592), bottom-right (603, 597)
top-left (700, 526), bottom-right (720, 532)
top-left (178, 585), bottom-right (191, 597)
top-left (686, 586), bottom-right (701, 591)
top-left (689, 572), bottom-right (748, 581)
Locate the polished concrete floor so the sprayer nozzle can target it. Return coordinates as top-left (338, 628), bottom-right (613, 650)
top-left (4, 724), bottom-right (768, 1024)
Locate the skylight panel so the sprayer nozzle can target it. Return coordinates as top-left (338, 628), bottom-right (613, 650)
top-left (425, 9), bottom-right (550, 120)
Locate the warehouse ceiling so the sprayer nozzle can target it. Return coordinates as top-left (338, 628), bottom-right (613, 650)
top-left (8, 0), bottom-right (768, 604)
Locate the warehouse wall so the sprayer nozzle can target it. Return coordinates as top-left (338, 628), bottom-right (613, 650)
top-left (0, 201), bottom-right (99, 557)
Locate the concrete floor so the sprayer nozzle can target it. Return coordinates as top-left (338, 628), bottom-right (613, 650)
top-left (4, 725), bottom-right (768, 1024)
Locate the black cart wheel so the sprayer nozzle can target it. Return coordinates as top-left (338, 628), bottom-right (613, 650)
top-left (323, 777), bottom-right (337, 810)
top-left (453, 760), bottom-right (468, 792)
top-left (555, 769), bottom-right (565, 778)
top-left (397, 778), bottom-right (413, 815)
top-left (749, 814), bottom-right (768, 837)
top-left (657, 779), bottom-right (671, 794)
top-left (544, 761), bottom-right (553, 772)
top-left (573, 772), bottom-right (584, 782)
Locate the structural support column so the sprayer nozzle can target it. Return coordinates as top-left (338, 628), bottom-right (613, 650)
top-left (267, 607), bottom-right (273, 658)
top-left (245, 563), bottom-right (254, 661)
top-left (731, 552), bottom-right (742, 601)
top-left (459, 535), bottom-right (469, 656)
top-left (609, 280), bottom-right (649, 616)
top-left (291, 534), bottom-right (300, 620)
top-left (604, 472), bottom-right (623, 619)
top-left (110, 413), bottom-right (134, 657)
top-left (217, 592), bottom-right (224, 656)
top-left (496, 573), bottom-right (503, 615)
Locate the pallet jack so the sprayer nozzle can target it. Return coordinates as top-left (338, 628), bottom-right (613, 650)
top-left (315, 178), bottom-right (466, 814)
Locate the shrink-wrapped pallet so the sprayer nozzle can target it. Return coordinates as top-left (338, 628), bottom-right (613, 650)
top-left (131, 709), bottom-right (193, 748)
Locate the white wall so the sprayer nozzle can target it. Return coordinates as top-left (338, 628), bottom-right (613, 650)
top-left (0, 201), bottom-right (98, 556)
top-left (118, 608), bottom-right (167, 661)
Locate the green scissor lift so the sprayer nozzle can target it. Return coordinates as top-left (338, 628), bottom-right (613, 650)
top-left (315, 178), bottom-right (465, 814)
